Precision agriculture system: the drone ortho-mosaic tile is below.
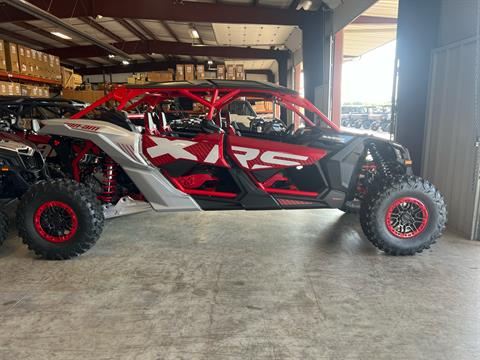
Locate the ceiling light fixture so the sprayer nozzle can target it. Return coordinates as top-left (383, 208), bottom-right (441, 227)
top-left (108, 54), bottom-right (115, 59)
top-left (3, 0), bottom-right (130, 59)
top-left (190, 28), bottom-right (200, 39)
top-left (122, 60), bottom-right (130, 65)
top-left (297, 0), bottom-right (313, 10)
top-left (207, 60), bottom-right (213, 65)
top-left (50, 31), bottom-right (72, 40)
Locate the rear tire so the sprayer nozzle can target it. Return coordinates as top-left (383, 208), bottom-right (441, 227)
top-left (360, 175), bottom-right (446, 255)
top-left (16, 179), bottom-right (104, 260)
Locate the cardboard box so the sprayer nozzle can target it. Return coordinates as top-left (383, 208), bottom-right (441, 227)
top-left (184, 64), bottom-right (195, 81)
top-left (226, 65), bottom-right (235, 80)
top-left (235, 64), bottom-right (245, 80)
top-left (147, 70), bottom-right (173, 82)
top-left (62, 89), bottom-right (105, 104)
top-left (61, 66), bottom-right (82, 89)
top-left (0, 81), bottom-right (21, 96)
top-left (196, 65), bottom-right (205, 80)
top-left (0, 40), bottom-right (6, 71)
top-left (18, 45), bottom-right (27, 74)
top-left (5, 42), bottom-right (20, 73)
top-left (175, 64), bottom-right (185, 81)
top-left (216, 65), bottom-right (225, 80)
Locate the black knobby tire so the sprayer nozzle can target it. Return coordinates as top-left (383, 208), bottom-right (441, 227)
top-left (0, 211), bottom-right (9, 247)
top-left (16, 179), bottom-right (105, 260)
top-left (360, 175), bottom-right (447, 255)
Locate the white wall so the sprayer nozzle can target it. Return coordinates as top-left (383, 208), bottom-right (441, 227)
top-left (423, 37), bottom-right (479, 239)
top-left (422, 0), bottom-right (480, 238)
top-left (438, 0), bottom-right (479, 46)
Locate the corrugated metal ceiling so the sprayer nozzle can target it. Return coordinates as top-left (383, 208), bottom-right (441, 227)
top-left (0, 0), bottom-right (398, 69)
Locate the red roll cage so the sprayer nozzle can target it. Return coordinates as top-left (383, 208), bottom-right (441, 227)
top-left (70, 82), bottom-right (340, 132)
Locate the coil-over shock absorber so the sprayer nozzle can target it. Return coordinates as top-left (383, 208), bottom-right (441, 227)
top-left (367, 142), bottom-right (393, 179)
top-left (98, 156), bottom-right (117, 203)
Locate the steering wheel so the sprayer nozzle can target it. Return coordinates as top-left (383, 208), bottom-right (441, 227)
top-left (294, 127), bottom-right (306, 137)
top-left (285, 123), bottom-right (295, 135)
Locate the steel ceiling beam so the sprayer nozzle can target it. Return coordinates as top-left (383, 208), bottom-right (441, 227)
top-left (0, 0), bottom-right (311, 25)
top-left (16, 21), bottom-right (77, 47)
top-left (0, 26), bottom-right (51, 48)
top-left (114, 18), bottom-right (154, 61)
top-left (353, 16), bottom-right (397, 25)
top-left (46, 40), bottom-right (289, 62)
top-left (1, 0), bottom-right (130, 59)
top-left (78, 17), bottom-right (124, 43)
top-left (77, 60), bottom-right (185, 75)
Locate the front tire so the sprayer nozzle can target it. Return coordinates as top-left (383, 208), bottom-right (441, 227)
top-left (360, 175), bottom-right (446, 255)
top-left (16, 179), bottom-right (104, 260)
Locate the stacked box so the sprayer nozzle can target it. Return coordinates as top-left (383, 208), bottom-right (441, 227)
top-left (20, 84), bottom-right (48, 97)
top-left (18, 45), bottom-right (27, 74)
top-left (62, 89), bottom-right (105, 103)
top-left (31, 49), bottom-right (38, 75)
top-left (226, 65), bottom-right (235, 80)
top-left (0, 81), bottom-right (21, 96)
top-left (5, 42), bottom-right (19, 73)
top-left (216, 65), bottom-right (225, 80)
top-left (196, 65), bottom-right (205, 80)
top-left (175, 64), bottom-right (185, 81)
top-left (235, 64), bottom-right (245, 80)
top-left (25, 47), bottom-right (32, 75)
top-left (184, 64), bottom-right (195, 81)
top-left (62, 66), bottom-right (82, 89)
top-left (147, 70), bottom-right (173, 82)
top-left (53, 56), bottom-right (61, 81)
top-left (0, 40), bottom-right (6, 71)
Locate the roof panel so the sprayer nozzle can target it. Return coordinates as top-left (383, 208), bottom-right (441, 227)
top-left (212, 23), bottom-right (295, 47)
top-left (225, 59), bottom-right (275, 70)
top-left (363, 0), bottom-right (398, 18)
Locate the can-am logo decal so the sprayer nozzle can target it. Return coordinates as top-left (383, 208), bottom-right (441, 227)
top-left (146, 137), bottom-right (308, 169)
top-left (65, 123), bottom-right (101, 132)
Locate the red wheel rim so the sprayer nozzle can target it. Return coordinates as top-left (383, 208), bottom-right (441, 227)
top-left (34, 201), bottom-right (78, 243)
top-left (385, 197), bottom-right (429, 239)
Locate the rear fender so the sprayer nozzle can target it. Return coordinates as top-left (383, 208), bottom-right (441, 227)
top-left (37, 119), bottom-right (200, 212)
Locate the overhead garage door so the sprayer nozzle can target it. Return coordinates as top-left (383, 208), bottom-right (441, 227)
top-left (423, 36), bottom-right (480, 239)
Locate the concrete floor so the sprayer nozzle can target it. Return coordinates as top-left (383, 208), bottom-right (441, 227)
top-left (0, 209), bottom-right (479, 360)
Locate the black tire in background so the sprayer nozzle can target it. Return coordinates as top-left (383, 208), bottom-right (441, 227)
top-left (0, 211), bottom-right (9, 247)
top-left (370, 122), bottom-right (380, 131)
top-left (360, 175), bottom-right (447, 255)
top-left (381, 122), bottom-right (391, 132)
top-left (16, 179), bottom-right (104, 260)
top-left (362, 120), bottom-right (373, 129)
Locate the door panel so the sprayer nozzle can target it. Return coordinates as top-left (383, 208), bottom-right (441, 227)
top-left (227, 135), bottom-right (326, 171)
top-left (142, 133), bottom-right (229, 168)
top-left (423, 37), bottom-right (479, 239)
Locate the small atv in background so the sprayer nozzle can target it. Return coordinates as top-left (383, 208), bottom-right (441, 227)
top-left (0, 132), bottom-right (104, 259)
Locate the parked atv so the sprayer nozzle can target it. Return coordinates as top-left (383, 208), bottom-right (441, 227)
top-left (0, 132), bottom-right (104, 259)
top-left (341, 105), bottom-right (369, 129)
top-left (6, 80), bottom-right (446, 258)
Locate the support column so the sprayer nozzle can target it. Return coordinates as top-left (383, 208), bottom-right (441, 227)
top-left (300, 11), bottom-right (328, 119)
top-left (331, 30), bottom-right (343, 127)
top-left (276, 54), bottom-right (289, 120)
top-left (277, 54), bottom-right (288, 87)
top-left (395, 0), bottom-right (440, 174)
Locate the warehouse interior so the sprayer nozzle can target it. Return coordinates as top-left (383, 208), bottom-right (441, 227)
top-left (0, 0), bottom-right (479, 359)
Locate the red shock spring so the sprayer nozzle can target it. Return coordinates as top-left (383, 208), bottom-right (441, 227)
top-left (99, 157), bottom-right (117, 203)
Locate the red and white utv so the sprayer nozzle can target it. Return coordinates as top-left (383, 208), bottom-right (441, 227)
top-left (9, 80), bottom-right (446, 259)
